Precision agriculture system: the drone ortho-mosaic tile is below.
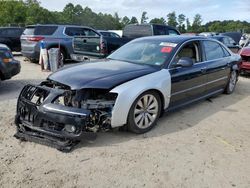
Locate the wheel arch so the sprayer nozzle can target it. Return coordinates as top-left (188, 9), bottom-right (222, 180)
top-left (144, 89), bottom-right (165, 116)
top-left (110, 69), bottom-right (171, 128)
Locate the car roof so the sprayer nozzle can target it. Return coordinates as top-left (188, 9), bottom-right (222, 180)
top-left (26, 24), bottom-right (92, 28)
top-left (134, 35), bottom-right (208, 44)
top-left (0, 27), bottom-right (24, 29)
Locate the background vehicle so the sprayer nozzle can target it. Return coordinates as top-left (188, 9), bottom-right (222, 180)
top-left (0, 44), bottom-right (20, 81)
top-left (210, 35), bottom-right (241, 53)
top-left (97, 30), bottom-right (121, 38)
top-left (21, 24), bottom-right (98, 62)
top-left (15, 36), bottom-right (240, 151)
top-left (239, 34), bottom-right (250, 47)
top-left (239, 41), bottom-right (250, 74)
top-left (72, 24), bottom-right (180, 61)
top-left (0, 27), bottom-right (24, 52)
top-left (220, 32), bottom-right (242, 45)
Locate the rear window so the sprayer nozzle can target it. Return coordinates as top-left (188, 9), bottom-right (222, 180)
top-left (0, 50), bottom-right (13, 58)
top-left (123, 25), bottom-right (153, 38)
top-left (23, 26), bottom-right (58, 35)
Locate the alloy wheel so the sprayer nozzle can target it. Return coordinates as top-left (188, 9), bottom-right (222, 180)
top-left (133, 94), bottom-right (159, 129)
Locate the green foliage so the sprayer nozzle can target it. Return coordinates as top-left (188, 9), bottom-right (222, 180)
top-left (140, 11), bottom-right (148, 24)
top-left (178, 14), bottom-right (186, 33)
top-left (130, 17), bottom-right (139, 24)
top-left (149, 18), bottom-right (166, 25)
top-left (192, 14), bottom-right (203, 32)
top-left (0, 1), bottom-right (249, 33)
top-left (167, 11), bottom-right (178, 27)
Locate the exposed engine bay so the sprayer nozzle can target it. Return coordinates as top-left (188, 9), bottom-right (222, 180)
top-left (14, 80), bottom-right (117, 152)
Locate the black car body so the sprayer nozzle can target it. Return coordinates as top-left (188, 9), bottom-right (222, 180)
top-left (0, 44), bottom-right (21, 81)
top-left (72, 24), bottom-right (180, 61)
top-left (15, 36), bottom-right (241, 152)
top-left (0, 27), bottom-right (24, 52)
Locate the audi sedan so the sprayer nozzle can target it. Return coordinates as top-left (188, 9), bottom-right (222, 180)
top-left (15, 36), bottom-right (241, 151)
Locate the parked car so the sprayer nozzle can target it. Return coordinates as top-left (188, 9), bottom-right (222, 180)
top-left (15, 36), bottom-right (241, 151)
top-left (97, 30), bottom-right (121, 38)
top-left (71, 24), bottom-right (180, 61)
top-left (210, 35), bottom-right (241, 53)
top-left (239, 34), bottom-right (249, 47)
top-left (0, 44), bottom-right (20, 81)
top-left (220, 32), bottom-right (242, 45)
top-left (239, 41), bottom-right (250, 74)
top-left (0, 27), bottom-right (24, 52)
top-left (21, 24), bottom-right (99, 62)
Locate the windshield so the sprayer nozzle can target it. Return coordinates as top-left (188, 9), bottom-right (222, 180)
top-left (108, 40), bottom-right (175, 66)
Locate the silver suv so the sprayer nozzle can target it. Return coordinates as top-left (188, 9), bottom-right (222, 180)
top-left (21, 24), bottom-right (98, 62)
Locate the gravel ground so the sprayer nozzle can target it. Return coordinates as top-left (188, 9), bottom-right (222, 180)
top-left (0, 56), bottom-right (250, 188)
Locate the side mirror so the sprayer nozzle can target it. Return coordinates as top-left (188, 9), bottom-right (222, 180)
top-left (176, 57), bottom-right (194, 67)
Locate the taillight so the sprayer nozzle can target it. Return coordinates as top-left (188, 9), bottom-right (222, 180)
top-left (27, 36), bottom-right (45, 42)
top-left (3, 58), bottom-right (12, 63)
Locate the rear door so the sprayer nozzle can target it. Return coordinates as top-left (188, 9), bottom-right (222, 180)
top-left (72, 28), bottom-right (103, 57)
top-left (202, 40), bottom-right (231, 94)
top-left (168, 40), bottom-right (207, 108)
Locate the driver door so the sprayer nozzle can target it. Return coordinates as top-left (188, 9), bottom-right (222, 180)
top-left (168, 41), bottom-right (207, 109)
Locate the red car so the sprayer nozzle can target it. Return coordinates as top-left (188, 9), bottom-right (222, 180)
top-left (239, 45), bottom-right (250, 74)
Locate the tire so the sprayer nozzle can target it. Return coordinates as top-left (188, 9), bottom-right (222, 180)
top-left (59, 48), bottom-right (67, 63)
top-left (127, 91), bottom-right (162, 134)
top-left (225, 70), bottom-right (237, 94)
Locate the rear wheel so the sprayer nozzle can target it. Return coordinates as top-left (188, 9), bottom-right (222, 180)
top-left (225, 70), bottom-right (237, 94)
top-left (127, 91), bottom-right (161, 134)
top-left (59, 48), bottom-right (67, 63)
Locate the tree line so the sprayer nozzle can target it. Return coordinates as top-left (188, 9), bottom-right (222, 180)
top-left (0, 0), bottom-right (250, 33)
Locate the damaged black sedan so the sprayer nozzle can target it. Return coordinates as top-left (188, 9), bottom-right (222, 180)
top-left (15, 36), bottom-right (241, 151)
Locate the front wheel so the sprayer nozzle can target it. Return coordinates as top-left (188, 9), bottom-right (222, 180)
top-left (225, 70), bottom-right (237, 94)
top-left (127, 91), bottom-right (162, 134)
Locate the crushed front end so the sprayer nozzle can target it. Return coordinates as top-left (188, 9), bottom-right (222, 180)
top-left (15, 81), bottom-right (117, 152)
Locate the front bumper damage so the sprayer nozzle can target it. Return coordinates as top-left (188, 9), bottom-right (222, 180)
top-left (14, 84), bottom-right (92, 152)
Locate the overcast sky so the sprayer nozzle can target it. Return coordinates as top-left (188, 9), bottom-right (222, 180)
top-left (39, 0), bottom-right (250, 23)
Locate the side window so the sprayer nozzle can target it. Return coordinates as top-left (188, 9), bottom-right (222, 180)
top-left (222, 46), bottom-right (231, 57)
top-left (6, 29), bottom-right (21, 36)
top-left (168, 29), bottom-right (179, 36)
top-left (83, 29), bottom-right (99, 37)
top-left (222, 37), bottom-right (230, 46)
top-left (110, 32), bottom-right (120, 38)
top-left (228, 37), bottom-right (236, 45)
top-left (0, 29), bottom-right (8, 36)
top-left (203, 41), bottom-right (226, 61)
top-left (171, 41), bottom-right (201, 68)
top-left (154, 25), bottom-right (168, 35)
top-left (65, 27), bottom-right (86, 36)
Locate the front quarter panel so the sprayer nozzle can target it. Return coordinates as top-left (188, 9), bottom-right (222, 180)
top-left (110, 69), bottom-right (171, 128)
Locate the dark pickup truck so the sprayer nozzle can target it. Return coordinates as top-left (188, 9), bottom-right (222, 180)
top-left (71, 24), bottom-right (180, 61)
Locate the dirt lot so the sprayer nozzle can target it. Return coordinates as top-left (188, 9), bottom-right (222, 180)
top-left (0, 55), bottom-right (250, 188)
